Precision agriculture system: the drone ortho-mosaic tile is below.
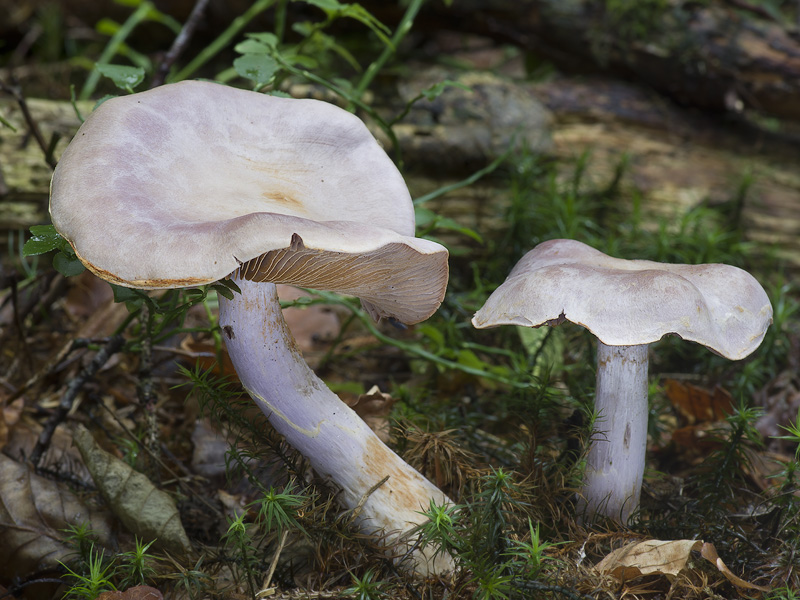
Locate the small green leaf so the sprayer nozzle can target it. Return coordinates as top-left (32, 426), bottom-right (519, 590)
top-left (234, 54), bottom-right (279, 86)
top-left (214, 278), bottom-right (241, 297)
top-left (111, 284), bottom-right (145, 306)
top-left (23, 225), bottom-right (63, 256)
top-left (234, 39), bottom-right (272, 55)
top-left (303, 0), bottom-right (391, 46)
top-left (53, 252), bottom-right (86, 277)
top-left (95, 64), bottom-right (146, 93)
top-left (244, 32), bottom-right (279, 49)
top-left (211, 283), bottom-right (235, 301)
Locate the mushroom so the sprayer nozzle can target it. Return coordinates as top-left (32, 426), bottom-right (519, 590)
top-left (49, 81), bottom-right (452, 574)
top-left (472, 239), bottom-right (772, 523)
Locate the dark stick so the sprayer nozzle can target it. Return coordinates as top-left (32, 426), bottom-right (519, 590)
top-left (0, 77), bottom-right (57, 170)
top-left (151, 0), bottom-right (211, 88)
top-left (0, 157), bottom-right (9, 196)
top-left (30, 334), bottom-right (125, 467)
top-left (137, 303), bottom-right (162, 483)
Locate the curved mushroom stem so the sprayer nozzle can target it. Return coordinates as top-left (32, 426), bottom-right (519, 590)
top-left (579, 342), bottom-right (649, 523)
top-left (217, 276), bottom-right (453, 575)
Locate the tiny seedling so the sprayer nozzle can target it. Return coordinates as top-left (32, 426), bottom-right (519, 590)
top-left (117, 537), bottom-right (158, 589)
top-left (61, 545), bottom-right (116, 600)
top-left (342, 568), bottom-right (388, 600)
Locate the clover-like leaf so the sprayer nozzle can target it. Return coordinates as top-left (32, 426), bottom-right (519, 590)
top-left (96, 64), bottom-right (146, 93)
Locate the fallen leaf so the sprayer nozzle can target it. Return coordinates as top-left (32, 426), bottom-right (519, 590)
top-left (278, 285), bottom-right (340, 345)
top-left (190, 419), bottom-right (231, 482)
top-left (73, 425), bottom-right (193, 556)
top-left (97, 585), bottom-right (164, 600)
top-left (664, 379), bottom-right (734, 424)
top-left (6, 421), bottom-right (93, 485)
top-left (596, 538), bottom-right (769, 591)
top-left (0, 396), bottom-right (23, 450)
top-left (700, 542), bottom-right (770, 592)
top-left (670, 423), bottom-right (722, 454)
top-left (596, 539), bottom-right (700, 580)
top-left (346, 385), bottom-right (397, 443)
top-left (0, 453), bottom-right (114, 578)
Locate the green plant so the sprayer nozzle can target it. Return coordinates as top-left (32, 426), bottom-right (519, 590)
top-left (503, 518), bottom-right (563, 577)
top-left (767, 589), bottom-right (800, 600)
top-left (117, 538), bottom-right (158, 589)
top-left (254, 479), bottom-right (308, 536)
top-left (22, 224), bottom-right (85, 277)
top-left (342, 567), bottom-right (388, 600)
top-left (221, 512), bottom-right (260, 598)
top-left (62, 523), bottom-right (102, 567)
top-left (61, 546), bottom-right (116, 600)
top-left (61, 525), bottom-right (159, 597)
top-left (415, 498), bottom-right (462, 559)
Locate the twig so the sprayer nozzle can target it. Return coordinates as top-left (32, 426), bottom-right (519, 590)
top-left (0, 157), bottom-right (9, 196)
top-left (99, 400), bottom-right (223, 517)
top-left (151, 0), bottom-right (211, 88)
top-left (724, 0), bottom-right (783, 23)
top-left (347, 474), bottom-right (389, 525)
top-left (137, 302), bottom-right (162, 482)
top-left (0, 77), bottom-right (57, 169)
top-left (30, 334), bottom-right (125, 467)
top-left (6, 337), bottom-right (103, 403)
top-left (9, 276), bottom-right (33, 373)
top-left (260, 528), bottom-right (289, 594)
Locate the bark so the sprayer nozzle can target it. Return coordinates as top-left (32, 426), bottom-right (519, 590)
top-left (409, 0), bottom-right (800, 121)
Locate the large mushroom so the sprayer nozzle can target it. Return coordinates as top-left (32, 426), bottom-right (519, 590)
top-left (49, 81), bottom-right (452, 574)
top-left (472, 239), bottom-right (772, 523)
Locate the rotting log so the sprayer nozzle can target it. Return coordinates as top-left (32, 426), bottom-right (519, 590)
top-left (389, 69), bottom-right (800, 269)
top-left (398, 0), bottom-right (800, 123)
top-left (2, 70), bottom-right (800, 269)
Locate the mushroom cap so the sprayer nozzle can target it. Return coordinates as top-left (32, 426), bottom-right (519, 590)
top-left (50, 81), bottom-right (448, 324)
top-left (472, 239), bottom-right (773, 360)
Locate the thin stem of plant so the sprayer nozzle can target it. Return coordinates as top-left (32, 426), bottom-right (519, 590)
top-left (169, 0), bottom-right (276, 82)
top-left (151, 0), bottom-right (211, 87)
top-left (354, 0), bottom-right (424, 98)
top-left (79, 1), bottom-right (154, 100)
top-left (30, 334), bottom-right (125, 467)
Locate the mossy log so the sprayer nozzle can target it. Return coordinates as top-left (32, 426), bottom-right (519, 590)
top-left (2, 70), bottom-right (799, 269)
top-left (402, 0), bottom-right (800, 122)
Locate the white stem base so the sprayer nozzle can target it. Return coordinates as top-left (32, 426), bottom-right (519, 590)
top-left (579, 342), bottom-right (649, 523)
top-left (218, 278), bottom-right (453, 575)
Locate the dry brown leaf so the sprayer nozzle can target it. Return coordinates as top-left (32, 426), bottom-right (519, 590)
top-left (596, 539), bottom-right (699, 580)
top-left (0, 396), bottom-right (23, 450)
top-left (73, 425), bottom-right (193, 556)
top-left (700, 542), bottom-right (770, 592)
top-left (6, 421), bottom-right (93, 484)
top-left (97, 585), bottom-right (164, 600)
top-left (664, 379), bottom-right (734, 424)
top-left (0, 453), bottom-right (114, 578)
top-left (345, 385), bottom-right (397, 443)
top-left (670, 423), bottom-right (723, 454)
top-left (277, 285), bottom-right (340, 353)
top-left (190, 419), bottom-right (231, 481)
top-left (596, 539), bottom-right (769, 591)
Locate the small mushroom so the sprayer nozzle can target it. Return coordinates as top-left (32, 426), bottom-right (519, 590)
top-left (50, 81), bottom-right (452, 573)
top-left (472, 239), bottom-right (772, 523)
